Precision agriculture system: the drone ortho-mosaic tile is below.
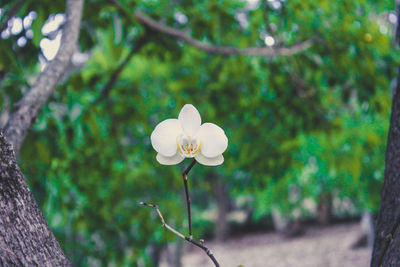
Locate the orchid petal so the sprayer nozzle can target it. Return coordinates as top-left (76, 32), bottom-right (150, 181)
top-left (151, 119), bottom-right (182, 157)
top-left (195, 153), bottom-right (224, 166)
top-left (178, 104), bottom-right (201, 136)
top-left (196, 122), bottom-right (228, 158)
top-left (156, 153), bottom-right (185, 165)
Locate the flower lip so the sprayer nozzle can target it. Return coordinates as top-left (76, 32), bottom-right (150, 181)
top-left (176, 134), bottom-right (201, 158)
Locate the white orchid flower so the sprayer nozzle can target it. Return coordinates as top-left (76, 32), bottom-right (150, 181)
top-left (150, 104), bottom-right (228, 166)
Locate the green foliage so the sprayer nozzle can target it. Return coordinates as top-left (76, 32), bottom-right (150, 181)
top-left (1, 0), bottom-right (398, 265)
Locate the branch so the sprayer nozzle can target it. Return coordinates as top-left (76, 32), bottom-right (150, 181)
top-left (134, 10), bottom-right (314, 56)
top-left (107, 0), bottom-right (137, 23)
top-left (94, 35), bottom-right (149, 104)
top-left (286, 67), bottom-right (317, 98)
top-left (107, 0), bottom-right (314, 56)
top-left (139, 202), bottom-right (220, 267)
top-left (4, 0), bottom-right (84, 155)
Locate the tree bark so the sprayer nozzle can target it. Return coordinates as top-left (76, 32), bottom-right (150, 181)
top-left (0, 130), bottom-right (73, 266)
top-left (370, 71), bottom-right (400, 266)
top-left (370, 5), bottom-right (400, 265)
top-left (4, 0), bottom-right (83, 155)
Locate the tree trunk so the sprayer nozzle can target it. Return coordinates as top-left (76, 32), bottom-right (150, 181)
top-left (316, 193), bottom-right (332, 225)
top-left (370, 5), bottom-right (400, 264)
top-left (353, 210), bottom-right (374, 249)
top-left (271, 207), bottom-right (289, 233)
top-left (165, 241), bottom-right (182, 267)
top-left (213, 177), bottom-right (229, 241)
top-left (4, 0), bottom-right (83, 155)
top-left (0, 130), bottom-right (72, 265)
top-left (149, 243), bottom-right (163, 267)
top-left (370, 70), bottom-right (400, 266)
top-left (362, 211), bottom-right (375, 248)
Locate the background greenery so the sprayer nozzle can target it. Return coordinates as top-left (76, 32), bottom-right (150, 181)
top-left (0, 0), bottom-right (398, 265)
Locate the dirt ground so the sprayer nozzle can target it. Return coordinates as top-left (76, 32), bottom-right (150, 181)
top-left (173, 223), bottom-right (371, 267)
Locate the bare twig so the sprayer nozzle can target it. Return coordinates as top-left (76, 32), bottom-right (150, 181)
top-left (4, 0), bottom-right (84, 155)
top-left (139, 159), bottom-right (220, 266)
top-left (139, 201), bottom-right (220, 267)
top-left (182, 159), bottom-right (197, 239)
top-left (139, 202), bottom-right (186, 239)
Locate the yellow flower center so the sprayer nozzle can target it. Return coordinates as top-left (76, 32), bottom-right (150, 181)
top-left (177, 134), bottom-right (201, 158)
